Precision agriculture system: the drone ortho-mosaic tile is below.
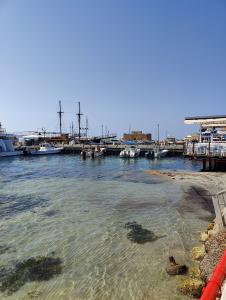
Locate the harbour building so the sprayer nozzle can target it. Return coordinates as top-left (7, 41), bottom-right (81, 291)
top-left (184, 115), bottom-right (226, 170)
top-left (123, 131), bottom-right (152, 142)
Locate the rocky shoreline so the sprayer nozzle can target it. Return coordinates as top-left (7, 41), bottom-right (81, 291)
top-left (146, 169), bottom-right (226, 298)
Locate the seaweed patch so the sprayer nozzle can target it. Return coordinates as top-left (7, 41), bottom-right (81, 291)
top-left (0, 256), bottom-right (62, 295)
top-left (0, 194), bottom-right (48, 218)
top-left (125, 221), bottom-right (166, 244)
top-left (43, 210), bottom-right (59, 217)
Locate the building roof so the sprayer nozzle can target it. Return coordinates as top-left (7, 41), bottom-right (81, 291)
top-left (185, 115), bottom-right (226, 120)
top-left (184, 115), bottom-right (226, 127)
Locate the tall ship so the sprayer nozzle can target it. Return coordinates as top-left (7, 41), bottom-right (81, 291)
top-left (0, 123), bottom-right (23, 157)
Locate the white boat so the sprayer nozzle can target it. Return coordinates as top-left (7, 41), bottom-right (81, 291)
top-left (0, 123), bottom-right (23, 157)
top-left (119, 146), bottom-right (140, 158)
top-left (81, 146), bottom-right (106, 158)
top-left (154, 124), bottom-right (169, 158)
top-left (154, 149), bottom-right (169, 158)
top-left (30, 143), bottom-right (63, 155)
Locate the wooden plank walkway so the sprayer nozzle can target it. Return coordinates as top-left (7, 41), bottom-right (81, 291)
top-left (212, 191), bottom-right (226, 230)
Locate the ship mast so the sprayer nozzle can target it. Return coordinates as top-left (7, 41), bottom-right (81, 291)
top-left (157, 123), bottom-right (160, 152)
top-left (157, 124), bottom-right (159, 144)
top-left (57, 100), bottom-right (64, 135)
top-left (76, 101), bottom-right (83, 140)
top-left (71, 121), bottom-right (74, 137)
top-left (85, 116), bottom-right (88, 138)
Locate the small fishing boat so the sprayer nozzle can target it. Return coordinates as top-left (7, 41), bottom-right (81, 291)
top-left (154, 124), bottom-right (169, 158)
top-left (154, 149), bottom-right (169, 158)
top-left (30, 143), bottom-right (63, 155)
top-left (81, 146), bottom-right (106, 159)
top-left (119, 146), bottom-right (140, 158)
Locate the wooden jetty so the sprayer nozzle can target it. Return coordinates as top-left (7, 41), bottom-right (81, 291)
top-left (212, 191), bottom-right (226, 231)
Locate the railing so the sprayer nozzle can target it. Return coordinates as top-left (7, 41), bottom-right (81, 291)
top-left (185, 142), bottom-right (226, 157)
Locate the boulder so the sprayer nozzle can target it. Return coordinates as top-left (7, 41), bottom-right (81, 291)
top-left (191, 245), bottom-right (205, 260)
top-left (200, 232), bottom-right (208, 242)
top-left (207, 222), bottom-right (214, 231)
top-left (189, 266), bottom-right (201, 279)
top-left (166, 256), bottom-right (188, 275)
top-left (179, 278), bottom-right (204, 298)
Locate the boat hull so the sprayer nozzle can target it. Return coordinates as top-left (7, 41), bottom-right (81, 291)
top-left (31, 148), bottom-right (63, 155)
top-left (119, 149), bottom-right (140, 158)
top-left (154, 150), bottom-right (169, 158)
top-left (0, 151), bottom-right (23, 157)
top-left (86, 151), bottom-right (104, 158)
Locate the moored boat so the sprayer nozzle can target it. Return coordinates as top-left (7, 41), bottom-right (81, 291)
top-left (0, 123), bottom-right (23, 157)
top-left (145, 150), bottom-right (154, 158)
top-left (81, 146), bottom-right (106, 159)
top-left (154, 149), bottom-right (169, 158)
top-left (30, 143), bottom-right (63, 155)
top-left (119, 146), bottom-right (140, 158)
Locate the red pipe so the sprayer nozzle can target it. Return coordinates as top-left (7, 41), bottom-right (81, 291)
top-left (200, 250), bottom-right (226, 300)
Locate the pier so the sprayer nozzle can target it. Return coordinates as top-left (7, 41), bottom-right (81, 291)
top-left (184, 142), bottom-right (226, 171)
top-left (184, 115), bottom-right (226, 171)
top-left (62, 144), bottom-right (184, 156)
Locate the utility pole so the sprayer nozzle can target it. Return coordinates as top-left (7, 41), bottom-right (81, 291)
top-left (57, 100), bottom-right (64, 135)
top-left (76, 101), bottom-right (83, 140)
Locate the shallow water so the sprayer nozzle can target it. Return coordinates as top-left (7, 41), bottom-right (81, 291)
top-left (0, 155), bottom-right (208, 299)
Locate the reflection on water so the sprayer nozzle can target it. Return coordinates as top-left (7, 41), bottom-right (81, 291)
top-left (0, 156), bottom-right (204, 299)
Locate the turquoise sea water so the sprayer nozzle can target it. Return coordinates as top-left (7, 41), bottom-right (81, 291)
top-left (0, 155), bottom-right (209, 299)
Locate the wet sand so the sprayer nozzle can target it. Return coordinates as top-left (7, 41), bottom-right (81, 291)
top-left (145, 170), bottom-right (226, 197)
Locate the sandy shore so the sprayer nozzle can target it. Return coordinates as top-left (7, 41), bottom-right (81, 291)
top-left (146, 169), bottom-right (226, 297)
top-left (145, 170), bottom-right (226, 192)
top-left (145, 170), bottom-right (226, 222)
top-left (145, 170), bottom-right (226, 207)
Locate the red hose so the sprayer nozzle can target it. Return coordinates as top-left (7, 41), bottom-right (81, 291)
top-left (200, 250), bottom-right (226, 300)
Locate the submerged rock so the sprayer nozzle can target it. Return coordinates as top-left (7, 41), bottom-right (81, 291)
top-left (125, 221), bottom-right (165, 244)
top-left (179, 278), bottom-right (204, 298)
top-left (125, 221), bottom-right (142, 231)
top-left (0, 256), bottom-right (62, 295)
top-left (166, 256), bottom-right (188, 275)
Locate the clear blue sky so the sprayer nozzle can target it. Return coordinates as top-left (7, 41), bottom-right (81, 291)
top-left (0, 0), bottom-right (226, 139)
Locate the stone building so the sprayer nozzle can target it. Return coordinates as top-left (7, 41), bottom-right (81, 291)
top-left (123, 131), bottom-right (152, 141)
